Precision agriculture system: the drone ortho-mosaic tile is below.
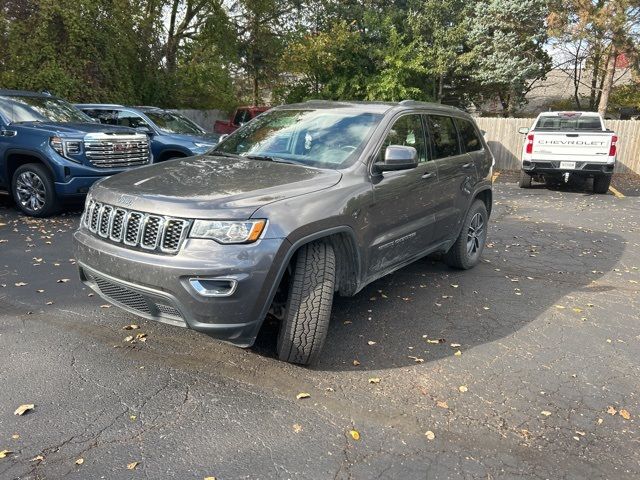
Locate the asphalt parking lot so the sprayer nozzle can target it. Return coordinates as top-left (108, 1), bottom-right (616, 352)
top-left (1, 175), bottom-right (639, 480)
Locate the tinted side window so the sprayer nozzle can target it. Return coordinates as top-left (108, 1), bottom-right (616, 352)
top-left (427, 115), bottom-right (461, 159)
top-left (380, 114), bottom-right (427, 163)
top-left (456, 119), bottom-right (483, 152)
top-left (233, 109), bottom-right (250, 126)
top-left (84, 109), bottom-right (118, 125)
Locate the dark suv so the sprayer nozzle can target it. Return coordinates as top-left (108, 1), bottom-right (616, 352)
top-left (74, 101), bottom-right (493, 365)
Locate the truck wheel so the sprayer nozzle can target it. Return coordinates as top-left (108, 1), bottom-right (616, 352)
top-left (277, 242), bottom-right (336, 365)
top-left (445, 200), bottom-right (488, 270)
top-left (593, 175), bottom-right (612, 194)
top-left (11, 164), bottom-right (58, 217)
top-left (519, 171), bottom-right (532, 188)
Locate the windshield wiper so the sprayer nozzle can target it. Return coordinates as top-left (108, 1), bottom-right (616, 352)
top-left (245, 155), bottom-right (304, 166)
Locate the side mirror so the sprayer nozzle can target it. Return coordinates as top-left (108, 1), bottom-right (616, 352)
top-left (374, 145), bottom-right (418, 172)
top-left (518, 127), bottom-right (530, 134)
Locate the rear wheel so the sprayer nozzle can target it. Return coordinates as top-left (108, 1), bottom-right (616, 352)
top-left (276, 242), bottom-right (336, 365)
top-left (445, 200), bottom-right (488, 270)
top-left (519, 170), bottom-right (532, 188)
top-left (593, 175), bottom-right (612, 194)
top-left (11, 164), bottom-right (58, 217)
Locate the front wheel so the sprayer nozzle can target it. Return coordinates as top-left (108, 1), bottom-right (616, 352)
top-left (11, 163), bottom-right (58, 217)
top-left (445, 200), bottom-right (488, 270)
top-left (593, 175), bottom-right (612, 194)
top-left (277, 242), bottom-right (336, 365)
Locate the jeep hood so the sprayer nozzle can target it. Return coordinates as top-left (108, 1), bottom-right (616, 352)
top-left (90, 155), bottom-right (342, 219)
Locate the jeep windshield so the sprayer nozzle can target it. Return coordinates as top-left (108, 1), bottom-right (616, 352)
top-left (144, 110), bottom-right (207, 136)
top-left (0, 95), bottom-right (93, 124)
top-left (213, 109), bottom-right (383, 169)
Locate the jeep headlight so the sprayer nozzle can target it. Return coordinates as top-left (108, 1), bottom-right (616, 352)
top-left (189, 219), bottom-right (266, 244)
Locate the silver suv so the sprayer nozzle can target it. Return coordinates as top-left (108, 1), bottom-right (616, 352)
top-left (74, 101), bottom-right (493, 365)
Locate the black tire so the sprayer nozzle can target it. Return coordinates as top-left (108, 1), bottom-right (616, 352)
top-left (445, 200), bottom-right (488, 270)
top-left (276, 242), bottom-right (336, 365)
top-left (593, 175), bottom-right (612, 194)
top-left (519, 170), bottom-right (532, 188)
top-left (11, 163), bottom-right (58, 217)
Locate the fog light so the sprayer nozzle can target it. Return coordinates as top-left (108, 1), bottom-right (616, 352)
top-left (189, 278), bottom-right (237, 297)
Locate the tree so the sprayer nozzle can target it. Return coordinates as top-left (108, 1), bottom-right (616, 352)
top-left (466, 0), bottom-right (551, 116)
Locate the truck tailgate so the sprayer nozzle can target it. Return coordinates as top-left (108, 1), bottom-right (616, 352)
top-left (532, 132), bottom-right (613, 163)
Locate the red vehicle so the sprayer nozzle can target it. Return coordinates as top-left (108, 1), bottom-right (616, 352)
top-left (214, 106), bottom-right (269, 134)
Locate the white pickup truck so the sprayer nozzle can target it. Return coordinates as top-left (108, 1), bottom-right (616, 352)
top-left (518, 111), bottom-right (617, 193)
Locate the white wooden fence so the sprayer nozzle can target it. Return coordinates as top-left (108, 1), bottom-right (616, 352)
top-left (476, 117), bottom-right (640, 174)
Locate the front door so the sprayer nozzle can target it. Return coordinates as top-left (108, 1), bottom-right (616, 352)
top-left (366, 114), bottom-right (439, 278)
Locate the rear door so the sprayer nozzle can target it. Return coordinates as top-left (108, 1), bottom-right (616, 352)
top-left (366, 113), bottom-right (439, 278)
top-left (426, 115), bottom-right (477, 245)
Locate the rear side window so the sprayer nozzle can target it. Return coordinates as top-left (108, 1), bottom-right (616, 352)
top-left (456, 119), bottom-right (483, 152)
top-left (426, 115), bottom-right (461, 159)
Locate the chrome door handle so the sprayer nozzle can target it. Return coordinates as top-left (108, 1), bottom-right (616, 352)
top-left (462, 162), bottom-right (473, 169)
top-left (422, 172), bottom-right (435, 179)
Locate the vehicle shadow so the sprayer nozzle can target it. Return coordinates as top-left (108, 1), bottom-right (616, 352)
top-left (254, 217), bottom-right (624, 371)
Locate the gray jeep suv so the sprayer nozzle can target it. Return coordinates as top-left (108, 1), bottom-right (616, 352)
top-left (74, 100), bottom-right (493, 365)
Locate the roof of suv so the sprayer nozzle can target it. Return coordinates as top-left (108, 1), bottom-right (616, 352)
top-left (278, 99), bottom-right (466, 116)
top-left (0, 89), bottom-right (56, 98)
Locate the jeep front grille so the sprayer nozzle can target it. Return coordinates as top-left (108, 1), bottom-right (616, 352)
top-left (83, 199), bottom-right (190, 254)
top-left (84, 135), bottom-right (150, 169)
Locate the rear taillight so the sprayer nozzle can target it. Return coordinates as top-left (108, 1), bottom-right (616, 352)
top-left (525, 134), bottom-right (534, 154)
top-left (609, 135), bottom-right (618, 157)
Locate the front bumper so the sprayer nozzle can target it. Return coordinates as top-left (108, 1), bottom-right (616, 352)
top-left (522, 160), bottom-right (614, 176)
top-left (74, 229), bottom-right (289, 347)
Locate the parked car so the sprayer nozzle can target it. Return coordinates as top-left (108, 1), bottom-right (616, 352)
top-left (213, 106), bottom-right (269, 135)
top-left (518, 111), bottom-right (617, 193)
top-left (76, 105), bottom-right (218, 162)
top-left (74, 100), bottom-right (493, 365)
top-left (0, 90), bottom-right (151, 217)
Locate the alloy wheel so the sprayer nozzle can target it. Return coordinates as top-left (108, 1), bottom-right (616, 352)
top-left (15, 171), bottom-right (46, 212)
top-left (466, 212), bottom-right (485, 256)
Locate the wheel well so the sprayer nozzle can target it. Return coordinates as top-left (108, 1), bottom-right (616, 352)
top-left (158, 150), bottom-right (187, 162)
top-left (281, 232), bottom-right (360, 299)
top-left (475, 189), bottom-right (493, 217)
top-left (5, 153), bottom-right (48, 184)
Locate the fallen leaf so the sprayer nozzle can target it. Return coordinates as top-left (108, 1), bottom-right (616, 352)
top-left (555, 305), bottom-right (565, 309)
top-left (56, 278), bottom-right (70, 283)
top-left (296, 392), bottom-right (310, 400)
top-left (349, 430), bottom-right (360, 440)
top-left (450, 343), bottom-right (461, 348)
top-left (135, 333), bottom-right (147, 341)
top-left (458, 385), bottom-right (468, 393)
top-left (352, 360), bottom-right (360, 366)
top-left (367, 340), bottom-right (376, 345)
top-left (0, 450), bottom-right (12, 459)
top-left (100, 304), bottom-right (111, 309)
top-left (620, 409), bottom-right (631, 420)
top-left (31, 455), bottom-right (44, 462)
top-left (127, 461), bottom-right (139, 470)
top-left (75, 458), bottom-right (84, 465)
top-left (408, 356), bottom-right (424, 363)
top-left (124, 336), bottom-right (134, 342)
top-left (436, 401), bottom-right (449, 409)
top-left (454, 350), bottom-right (462, 356)
top-left (541, 411), bottom-right (552, 417)
top-left (292, 423), bottom-right (303, 433)
top-left (14, 404), bottom-right (34, 416)
top-left (122, 324), bottom-right (139, 330)
top-left (368, 377), bottom-right (381, 384)
top-left (425, 430), bottom-right (435, 440)
top-left (14, 282), bottom-right (28, 287)
top-left (204, 477), bottom-right (217, 480)
top-left (607, 406), bottom-right (617, 416)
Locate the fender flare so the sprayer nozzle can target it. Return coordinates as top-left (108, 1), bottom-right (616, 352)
top-left (247, 225), bottom-right (362, 342)
top-left (3, 148), bottom-right (57, 183)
